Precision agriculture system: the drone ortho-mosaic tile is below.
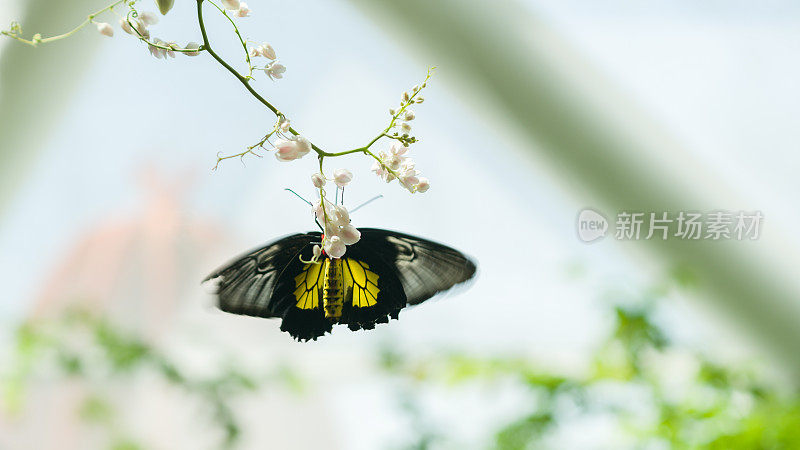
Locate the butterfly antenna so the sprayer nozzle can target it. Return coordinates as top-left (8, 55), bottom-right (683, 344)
top-left (285, 188), bottom-right (312, 206)
top-left (350, 195), bottom-right (383, 213)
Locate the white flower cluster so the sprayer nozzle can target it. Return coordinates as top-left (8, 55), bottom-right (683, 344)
top-left (308, 169), bottom-right (359, 259)
top-left (312, 199), bottom-right (361, 259)
top-left (221, 0), bottom-right (251, 18)
top-left (116, 11), bottom-right (200, 59)
top-left (371, 143), bottom-right (430, 193)
top-left (249, 42), bottom-right (286, 80)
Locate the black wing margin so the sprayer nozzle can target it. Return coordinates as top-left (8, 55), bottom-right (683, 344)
top-left (203, 233), bottom-right (317, 318)
top-left (353, 228), bottom-right (477, 306)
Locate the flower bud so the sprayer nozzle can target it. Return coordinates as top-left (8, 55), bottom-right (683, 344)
top-left (294, 136), bottom-right (312, 157)
top-left (96, 22), bottom-right (114, 37)
top-left (119, 18), bottom-right (134, 35)
top-left (134, 20), bottom-right (150, 39)
top-left (333, 168), bottom-right (353, 187)
top-left (184, 42), bottom-right (201, 56)
top-left (415, 177), bottom-right (430, 193)
top-left (324, 236), bottom-right (346, 259)
top-left (415, 96), bottom-right (425, 104)
top-left (258, 43), bottom-right (276, 60)
top-left (400, 123), bottom-right (412, 134)
top-left (404, 111), bottom-right (415, 121)
top-left (339, 224), bottom-right (361, 245)
top-left (311, 173), bottom-right (326, 188)
top-left (235, 2), bottom-right (251, 17)
top-left (221, 0), bottom-right (240, 10)
top-left (389, 109), bottom-right (396, 116)
top-left (402, 92), bottom-right (410, 102)
top-left (334, 205), bottom-right (350, 225)
top-left (155, 0), bottom-right (175, 15)
top-left (139, 12), bottom-right (159, 26)
top-left (274, 139), bottom-right (300, 161)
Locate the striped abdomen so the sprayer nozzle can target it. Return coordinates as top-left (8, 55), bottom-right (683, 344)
top-left (323, 258), bottom-right (344, 320)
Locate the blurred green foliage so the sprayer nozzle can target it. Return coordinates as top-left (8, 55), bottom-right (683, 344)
top-left (381, 296), bottom-right (800, 449)
top-left (0, 308), bottom-right (286, 449)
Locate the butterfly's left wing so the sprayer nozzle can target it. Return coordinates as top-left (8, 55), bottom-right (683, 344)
top-left (338, 228), bottom-right (477, 331)
top-left (354, 228), bottom-right (477, 305)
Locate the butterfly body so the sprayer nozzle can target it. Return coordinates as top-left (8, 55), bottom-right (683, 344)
top-left (205, 228), bottom-right (476, 341)
top-left (321, 257), bottom-right (345, 320)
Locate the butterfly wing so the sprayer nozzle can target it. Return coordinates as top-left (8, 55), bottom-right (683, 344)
top-left (339, 228), bottom-right (477, 330)
top-left (203, 233), bottom-right (318, 318)
top-left (338, 255), bottom-right (408, 332)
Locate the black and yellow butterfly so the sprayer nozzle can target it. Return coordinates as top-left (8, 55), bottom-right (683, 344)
top-left (204, 229), bottom-right (476, 341)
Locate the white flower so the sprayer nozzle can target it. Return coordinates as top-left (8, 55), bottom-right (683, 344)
top-left (371, 160), bottom-right (395, 183)
top-left (258, 43), bottom-right (276, 59)
top-left (333, 169), bottom-right (353, 187)
top-left (165, 41), bottom-right (179, 58)
top-left (399, 167), bottom-right (420, 191)
top-left (266, 62), bottom-right (286, 80)
top-left (148, 39), bottom-right (167, 59)
top-left (334, 205), bottom-right (350, 226)
top-left (119, 19), bottom-right (133, 35)
top-left (249, 47), bottom-right (260, 58)
top-left (404, 111), bottom-right (415, 121)
top-left (221, 0), bottom-right (240, 10)
top-left (295, 136), bottom-right (312, 155)
top-left (311, 173), bottom-right (326, 188)
top-left (400, 122), bottom-right (412, 134)
top-left (184, 42), bottom-right (201, 56)
top-left (134, 20), bottom-right (150, 39)
top-left (274, 136), bottom-right (310, 162)
top-left (390, 143), bottom-right (409, 157)
top-left (312, 199), bottom-right (330, 222)
top-left (324, 235), bottom-right (346, 259)
top-left (235, 2), bottom-right (251, 17)
top-left (339, 224), bottom-right (361, 245)
top-left (139, 12), bottom-right (159, 26)
top-left (279, 119), bottom-right (291, 131)
top-left (96, 22), bottom-right (114, 37)
top-left (415, 177), bottom-right (430, 193)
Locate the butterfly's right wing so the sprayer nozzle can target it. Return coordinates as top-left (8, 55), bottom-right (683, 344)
top-left (203, 233), bottom-right (319, 319)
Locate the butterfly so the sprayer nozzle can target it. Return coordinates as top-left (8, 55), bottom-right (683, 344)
top-left (204, 228), bottom-right (477, 341)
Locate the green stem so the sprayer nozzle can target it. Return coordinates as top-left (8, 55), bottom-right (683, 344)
top-left (2, 0), bottom-right (126, 46)
top-left (194, 0), bottom-right (427, 168)
top-left (205, 0), bottom-right (254, 78)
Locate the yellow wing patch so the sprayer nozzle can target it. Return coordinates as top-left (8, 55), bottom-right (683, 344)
top-left (342, 258), bottom-right (380, 307)
top-left (294, 263), bottom-right (323, 309)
